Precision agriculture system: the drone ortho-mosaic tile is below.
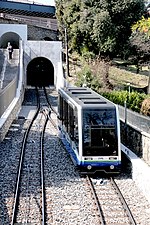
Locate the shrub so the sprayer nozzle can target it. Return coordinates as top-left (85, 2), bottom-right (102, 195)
top-left (73, 58), bottom-right (149, 116)
top-left (140, 98), bottom-right (150, 116)
top-left (75, 65), bottom-right (102, 90)
top-left (100, 90), bottom-right (147, 113)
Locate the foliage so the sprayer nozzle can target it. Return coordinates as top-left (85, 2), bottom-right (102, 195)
top-left (72, 56), bottom-right (149, 115)
top-left (100, 90), bottom-right (147, 113)
top-left (131, 16), bottom-right (150, 55)
top-left (130, 16), bottom-right (150, 68)
top-left (55, 0), bottom-right (145, 58)
top-left (74, 58), bottom-right (115, 90)
top-left (132, 16), bottom-right (150, 37)
top-left (140, 97), bottom-right (150, 116)
top-left (75, 65), bottom-right (102, 91)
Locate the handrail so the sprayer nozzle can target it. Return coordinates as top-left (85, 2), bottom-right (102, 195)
top-left (118, 105), bottom-right (150, 134)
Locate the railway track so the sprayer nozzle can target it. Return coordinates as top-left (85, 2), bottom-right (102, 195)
top-left (11, 87), bottom-right (50, 224)
top-left (45, 89), bottom-right (138, 225)
top-left (86, 175), bottom-right (137, 225)
top-left (0, 87), bottom-right (150, 224)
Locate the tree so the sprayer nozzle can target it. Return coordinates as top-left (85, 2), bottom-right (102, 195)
top-left (55, 0), bottom-right (145, 88)
top-left (130, 16), bottom-right (150, 93)
top-left (56, 0), bottom-right (145, 58)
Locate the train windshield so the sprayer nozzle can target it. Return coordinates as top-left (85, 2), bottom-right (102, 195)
top-left (82, 109), bottom-right (118, 156)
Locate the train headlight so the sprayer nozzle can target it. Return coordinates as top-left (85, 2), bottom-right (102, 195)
top-left (87, 165), bottom-right (92, 170)
top-left (110, 165), bottom-right (115, 170)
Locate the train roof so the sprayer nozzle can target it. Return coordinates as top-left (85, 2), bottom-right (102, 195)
top-left (59, 87), bottom-right (116, 108)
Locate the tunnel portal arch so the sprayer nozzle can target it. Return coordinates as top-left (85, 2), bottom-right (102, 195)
top-left (0, 32), bottom-right (20, 48)
top-left (43, 37), bottom-right (53, 41)
top-left (27, 57), bottom-right (54, 87)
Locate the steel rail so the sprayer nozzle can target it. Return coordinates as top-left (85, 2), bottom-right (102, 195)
top-left (86, 175), bottom-right (106, 225)
top-left (11, 87), bottom-right (40, 225)
top-left (110, 177), bottom-right (137, 225)
top-left (40, 109), bottom-right (49, 224)
top-left (43, 86), bottom-right (58, 116)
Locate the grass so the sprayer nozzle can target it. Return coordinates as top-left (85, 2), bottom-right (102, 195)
top-left (109, 66), bottom-right (149, 89)
top-left (68, 55), bottom-right (149, 90)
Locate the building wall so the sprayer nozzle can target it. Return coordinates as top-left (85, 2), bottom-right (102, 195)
top-left (0, 40), bottom-right (25, 141)
top-left (0, 17), bottom-right (57, 41)
top-left (0, 24), bottom-right (27, 41)
top-left (0, 22), bottom-right (64, 89)
top-left (27, 25), bottom-right (58, 41)
top-left (23, 40), bottom-right (64, 90)
top-left (0, 25), bottom-right (64, 141)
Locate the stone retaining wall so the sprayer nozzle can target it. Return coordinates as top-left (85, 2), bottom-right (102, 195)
top-left (120, 121), bottom-right (150, 166)
top-left (142, 132), bottom-right (150, 166)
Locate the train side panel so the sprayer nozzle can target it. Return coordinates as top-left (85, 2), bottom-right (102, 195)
top-left (58, 90), bottom-right (82, 166)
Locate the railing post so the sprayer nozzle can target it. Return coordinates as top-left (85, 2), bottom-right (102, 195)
top-left (65, 27), bottom-right (70, 77)
top-left (124, 101), bottom-right (127, 145)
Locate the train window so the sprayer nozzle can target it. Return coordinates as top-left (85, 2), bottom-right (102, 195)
top-left (68, 104), bottom-right (74, 140)
top-left (82, 109), bottom-right (118, 156)
top-left (63, 99), bottom-right (68, 131)
top-left (74, 107), bottom-right (79, 152)
top-left (58, 95), bottom-right (63, 122)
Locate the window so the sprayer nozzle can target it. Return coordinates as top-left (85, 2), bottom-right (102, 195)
top-left (68, 105), bottom-right (74, 140)
top-left (82, 109), bottom-right (118, 156)
top-left (58, 95), bottom-right (63, 122)
top-left (74, 107), bottom-right (79, 151)
top-left (63, 100), bottom-right (68, 131)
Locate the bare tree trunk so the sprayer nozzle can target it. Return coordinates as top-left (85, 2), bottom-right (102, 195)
top-left (147, 65), bottom-right (150, 94)
top-left (147, 70), bottom-right (150, 94)
top-left (103, 60), bottom-right (113, 90)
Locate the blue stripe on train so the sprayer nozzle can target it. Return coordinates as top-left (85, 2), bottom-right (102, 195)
top-left (59, 132), bottom-right (81, 166)
top-left (59, 127), bottom-right (121, 172)
top-left (60, 133), bottom-right (120, 167)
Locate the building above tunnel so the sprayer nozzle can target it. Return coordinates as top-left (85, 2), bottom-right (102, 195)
top-left (0, 0), bottom-right (56, 18)
top-left (0, 23), bottom-right (64, 89)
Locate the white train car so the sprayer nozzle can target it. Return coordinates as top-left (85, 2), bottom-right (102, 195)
top-left (58, 87), bottom-right (121, 174)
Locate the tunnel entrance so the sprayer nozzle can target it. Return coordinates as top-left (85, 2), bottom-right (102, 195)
top-left (0, 32), bottom-right (20, 48)
top-left (27, 57), bottom-right (54, 87)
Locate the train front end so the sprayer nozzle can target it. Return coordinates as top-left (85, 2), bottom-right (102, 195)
top-left (80, 106), bottom-right (121, 174)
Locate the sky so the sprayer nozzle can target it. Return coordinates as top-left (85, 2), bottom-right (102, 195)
top-left (10, 0), bottom-right (55, 6)
top-left (33, 0), bottom-right (55, 6)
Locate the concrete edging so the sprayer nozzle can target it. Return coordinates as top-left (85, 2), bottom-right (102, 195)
top-left (121, 144), bottom-right (150, 204)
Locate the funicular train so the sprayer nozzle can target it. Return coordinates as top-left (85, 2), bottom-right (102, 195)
top-left (57, 87), bottom-right (121, 174)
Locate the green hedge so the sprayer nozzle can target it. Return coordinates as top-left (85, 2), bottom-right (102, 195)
top-left (100, 90), bottom-right (147, 113)
top-left (75, 64), bottom-right (149, 114)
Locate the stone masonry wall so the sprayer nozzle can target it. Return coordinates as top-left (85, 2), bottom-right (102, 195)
top-left (142, 132), bottom-right (150, 166)
top-left (0, 17), bottom-right (57, 41)
top-left (120, 121), bottom-right (150, 166)
top-left (27, 25), bottom-right (58, 41)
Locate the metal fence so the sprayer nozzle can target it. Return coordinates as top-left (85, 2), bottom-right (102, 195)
top-left (118, 105), bottom-right (150, 134)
